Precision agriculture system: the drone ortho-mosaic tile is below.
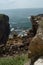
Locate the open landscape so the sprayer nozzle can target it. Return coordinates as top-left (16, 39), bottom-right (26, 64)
top-left (0, 13), bottom-right (43, 65)
top-left (0, 0), bottom-right (43, 65)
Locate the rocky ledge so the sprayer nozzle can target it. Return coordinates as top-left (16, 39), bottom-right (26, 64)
top-left (28, 14), bottom-right (43, 65)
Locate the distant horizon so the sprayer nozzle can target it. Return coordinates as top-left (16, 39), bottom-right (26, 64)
top-left (0, 8), bottom-right (43, 10)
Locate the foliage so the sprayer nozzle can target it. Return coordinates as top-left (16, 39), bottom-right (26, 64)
top-left (0, 54), bottom-right (28, 65)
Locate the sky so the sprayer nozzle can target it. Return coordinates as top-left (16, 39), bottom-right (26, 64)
top-left (0, 0), bottom-right (43, 9)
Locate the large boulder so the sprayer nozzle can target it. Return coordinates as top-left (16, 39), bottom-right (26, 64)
top-left (0, 14), bottom-right (10, 46)
top-left (28, 14), bottom-right (43, 65)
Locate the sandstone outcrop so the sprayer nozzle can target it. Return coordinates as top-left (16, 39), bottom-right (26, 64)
top-left (28, 14), bottom-right (43, 65)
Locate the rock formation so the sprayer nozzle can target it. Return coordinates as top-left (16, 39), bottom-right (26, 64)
top-left (0, 14), bottom-right (42, 58)
top-left (2, 14), bottom-right (39, 56)
top-left (28, 14), bottom-right (43, 65)
top-left (30, 16), bottom-right (38, 36)
top-left (0, 14), bottom-right (10, 46)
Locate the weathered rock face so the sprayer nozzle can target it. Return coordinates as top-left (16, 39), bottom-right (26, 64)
top-left (27, 15), bottom-right (39, 39)
top-left (30, 16), bottom-right (39, 36)
top-left (0, 14), bottom-right (10, 46)
top-left (28, 14), bottom-right (43, 65)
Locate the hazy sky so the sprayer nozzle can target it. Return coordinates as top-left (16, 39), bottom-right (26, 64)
top-left (0, 0), bottom-right (43, 9)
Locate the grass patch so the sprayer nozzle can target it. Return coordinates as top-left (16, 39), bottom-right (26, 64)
top-left (0, 54), bottom-right (28, 65)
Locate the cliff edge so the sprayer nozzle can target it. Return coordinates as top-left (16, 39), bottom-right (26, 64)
top-left (28, 14), bottom-right (43, 65)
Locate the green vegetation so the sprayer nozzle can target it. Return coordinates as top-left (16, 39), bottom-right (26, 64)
top-left (0, 54), bottom-right (28, 65)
